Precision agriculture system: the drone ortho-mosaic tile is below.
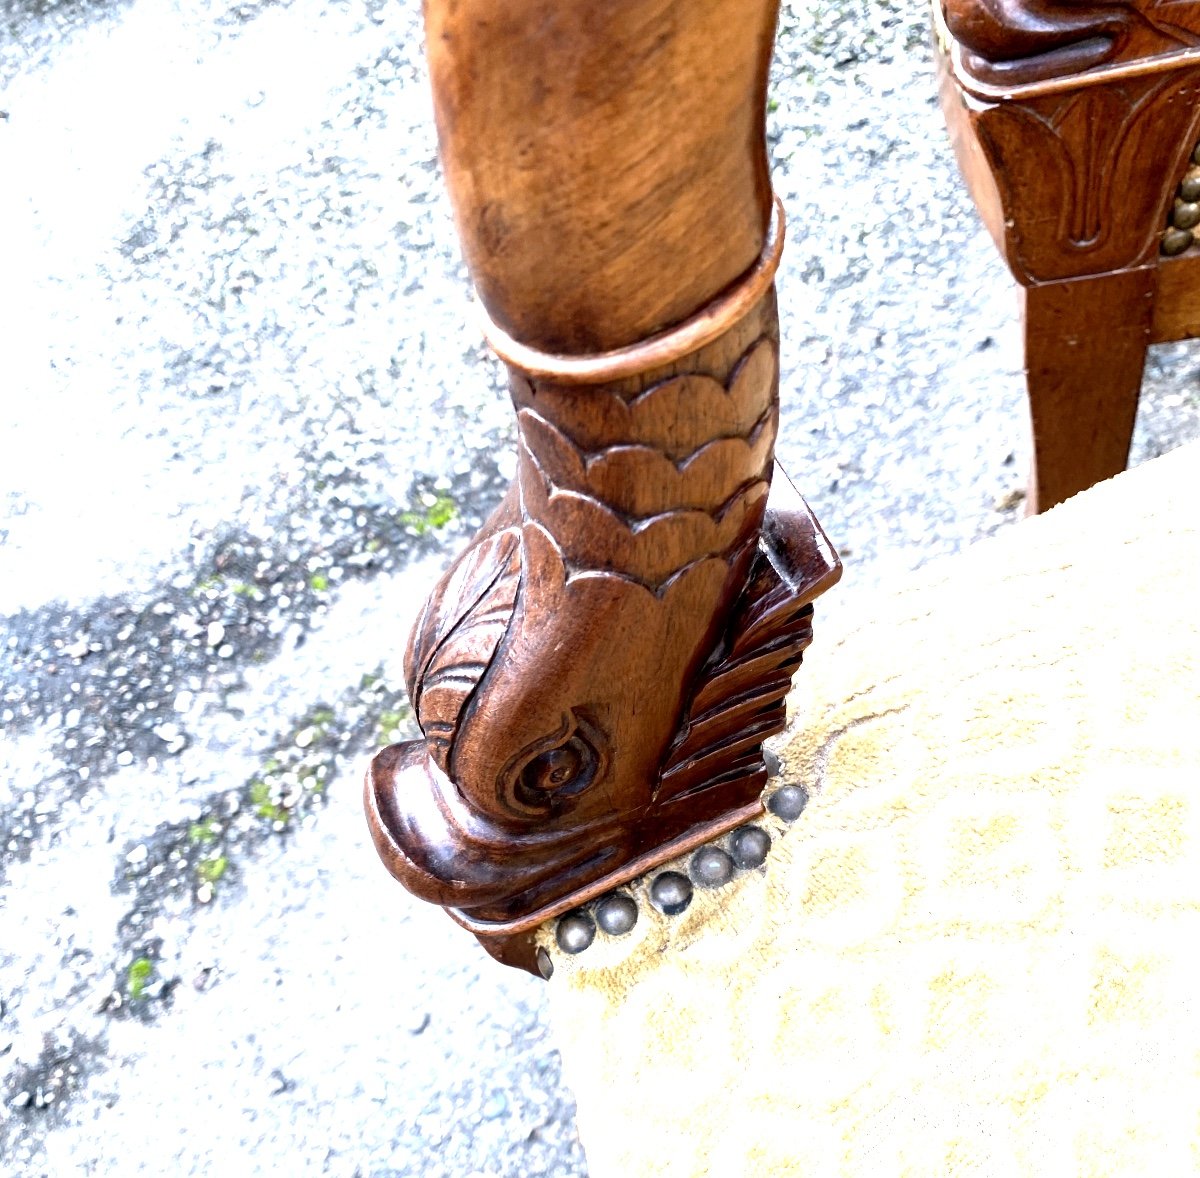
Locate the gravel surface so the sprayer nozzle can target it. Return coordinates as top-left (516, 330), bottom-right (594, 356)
top-left (3, 0), bottom-right (1199, 1173)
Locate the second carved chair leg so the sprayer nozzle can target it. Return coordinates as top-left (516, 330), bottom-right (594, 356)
top-left (1021, 268), bottom-right (1153, 514)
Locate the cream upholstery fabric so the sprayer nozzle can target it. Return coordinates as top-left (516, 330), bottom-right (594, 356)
top-left (540, 441), bottom-right (1200, 1176)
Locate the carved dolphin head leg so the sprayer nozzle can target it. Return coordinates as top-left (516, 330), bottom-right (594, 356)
top-left (366, 286), bottom-right (842, 926)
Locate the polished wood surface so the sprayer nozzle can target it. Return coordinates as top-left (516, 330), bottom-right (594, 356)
top-left (1021, 269), bottom-right (1152, 512)
top-left (365, 0), bottom-right (842, 973)
top-left (1151, 251), bottom-right (1200, 341)
top-left (426, 0), bottom-right (778, 354)
top-left (943, 0), bottom-right (1200, 87)
top-left (366, 290), bottom-right (841, 972)
top-left (936, 0), bottom-right (1200, 511)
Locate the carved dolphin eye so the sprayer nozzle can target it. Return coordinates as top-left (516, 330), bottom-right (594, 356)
top-left (519, 740), bottom-right (592, 796)
top-left (504, 712), bottom-right (606, 815)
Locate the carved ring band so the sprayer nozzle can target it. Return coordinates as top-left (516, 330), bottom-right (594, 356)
top-left (478, 196), bottom-right (787, 385)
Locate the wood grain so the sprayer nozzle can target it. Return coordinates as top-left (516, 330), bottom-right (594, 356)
top-left (1021, 269), bottom-right (1152, 512)
top-left (424, 0), bottom-right (779, 354)
top-left (366, 293), bottom-right (842, 971)
top-left (936, 0), bottom-right (1200, 509)
top-left (943, 0), bottom-right (1200, 86)
top-left (1151, 251), bottom-right (1200, 341)
top-left (362, 0), bottom-right (850, 973)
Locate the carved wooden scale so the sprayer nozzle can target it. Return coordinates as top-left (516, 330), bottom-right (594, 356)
top-left (364, 0), bottom-right (841, 974)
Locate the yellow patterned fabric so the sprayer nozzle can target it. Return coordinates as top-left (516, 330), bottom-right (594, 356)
top-left (541, 441), bottom-right (1200, 1176)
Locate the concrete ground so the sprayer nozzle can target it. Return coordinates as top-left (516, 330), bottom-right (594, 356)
top-left (2, 0), bottom-right (1198, 1174)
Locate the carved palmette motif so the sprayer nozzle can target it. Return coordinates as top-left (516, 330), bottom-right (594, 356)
top-left (962, 68), bottom-right (1200, 281)
top-left (366, 291), bottom-right (840, 941)
top-left (935, 0), bottom-right (1200, 284)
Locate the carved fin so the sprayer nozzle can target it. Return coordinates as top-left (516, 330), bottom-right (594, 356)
top-left (403, 487), bottom-right (520, 693)
top-left (657, 573), bottom-right (813, 801)
top-left (656, 468), bottom-right (841, 801)
top-left (406, 528), bottom-right (521, 773)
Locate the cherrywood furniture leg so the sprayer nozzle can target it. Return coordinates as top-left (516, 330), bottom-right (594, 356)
top-left (1021, 268), bottom-right (1152, 513)
top-left (364, 0), bottom-right (841, 972)
top-left (935, 0), bottom-right (1200, 512)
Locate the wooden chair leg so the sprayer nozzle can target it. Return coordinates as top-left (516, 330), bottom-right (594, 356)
top-left (1021, 268), bottom-right (1153, 514)
top-left (365, 0), bottom-right (843, 972)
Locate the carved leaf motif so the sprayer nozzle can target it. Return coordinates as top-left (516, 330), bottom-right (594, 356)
top-left (405, 527), bottom-right (521, 773)
top-left (1047, 87), bottom-right (1139, 246)
top-left (657, 556), bottom-right (815, 802)
top-left (974, 68), bottom-right (1200, 279)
